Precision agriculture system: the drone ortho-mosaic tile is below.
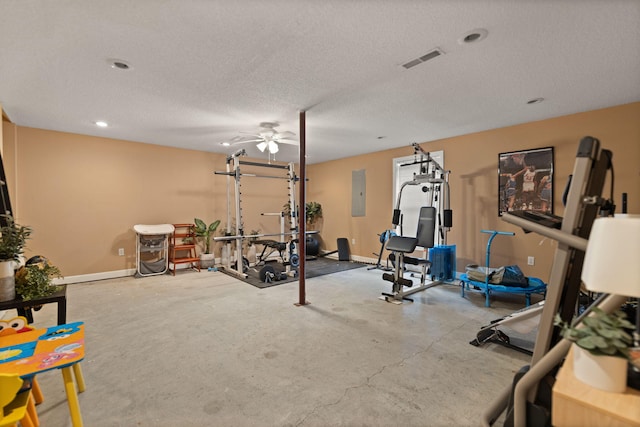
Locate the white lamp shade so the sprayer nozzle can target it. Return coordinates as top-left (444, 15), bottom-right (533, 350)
top-left (267, 141), bottom-right (279, 153)
top-left (256, 141), bottom-right (268, 152)
top-left (581, 215), bottom-right (640, 297)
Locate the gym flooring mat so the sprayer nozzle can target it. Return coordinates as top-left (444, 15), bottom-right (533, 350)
top-left (221, 257), bottom-right (367, 289)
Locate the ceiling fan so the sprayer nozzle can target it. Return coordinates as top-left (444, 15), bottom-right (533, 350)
top-left (222, 122), bottom-right (297, 154)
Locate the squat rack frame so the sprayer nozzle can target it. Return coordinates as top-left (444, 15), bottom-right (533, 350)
top-left (214, 149), bottom-right (299, 279)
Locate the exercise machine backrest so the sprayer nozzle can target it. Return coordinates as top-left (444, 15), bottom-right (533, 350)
top-left (385, 206), bottom-right (435, 254)
top-left (416, 206), bottom-right (436, 249)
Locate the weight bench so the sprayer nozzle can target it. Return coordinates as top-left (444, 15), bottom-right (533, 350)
top-left (381, 206), bottom-right (441, 303)
top-left (254, 239), bottom-right (288, 264)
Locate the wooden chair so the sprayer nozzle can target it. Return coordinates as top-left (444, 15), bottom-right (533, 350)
top-left (0, 373), bottom-right (38, 427)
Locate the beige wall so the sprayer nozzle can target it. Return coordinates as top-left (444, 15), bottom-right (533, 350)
top-left (0, 104), bottom-right (4, 156)
top-left (4, 102), bottom-right (639, 281)
top-left (308, 102), bottom-right (640, 282)
top-left (3, 124), bottom-right (291, 277)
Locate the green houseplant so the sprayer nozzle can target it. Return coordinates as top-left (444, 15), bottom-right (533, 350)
top-left (0, 215), bottom-right (32, 262)
top-left (15, 257), bottom-right (63, 301)
top-left (555, 308), bottom-right (634, 358)
top-left (194, 218), bottom-right (221, 254)
top-left (305, 201), bottom-right (323, 227)
top-left (555, 308), bottom-right (634, 392)
top-left (194, 218), bottom-right (221, 268)
top-left (282, 201), bottom-right (323, 226)
top-left (0, 215), bottom-right (32, 302)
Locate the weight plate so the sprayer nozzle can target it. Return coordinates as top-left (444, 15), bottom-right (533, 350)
top-left (290, 254), bottom-right (300, 268)
top-left (259, 265), bottom-right (275, 282)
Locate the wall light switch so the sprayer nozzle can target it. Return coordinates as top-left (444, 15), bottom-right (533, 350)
top-left (351, 238), bottom-right (356, 245)
top-left (527, 256), bottom-right (535, 266)
top-left (118, 248), bottom-right (125, 256)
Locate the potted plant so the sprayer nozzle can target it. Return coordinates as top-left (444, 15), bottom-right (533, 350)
top-left (282, 201), bottom-right (323, 226)
top-left (305, 201), bottom-right (323, 227)
top-left (194, 218), bottom-right (221, 269)
top-left (555, 308), bottom-right (635, 392)
top-left (0, 215), bottom-right (32, 302)
top-left (15, 256), bottom-right (63, 301)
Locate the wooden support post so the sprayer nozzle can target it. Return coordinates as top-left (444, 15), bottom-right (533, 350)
top-left (296, 110), bottom-right (308, 306)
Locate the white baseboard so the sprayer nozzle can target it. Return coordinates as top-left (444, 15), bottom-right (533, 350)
top-left (319, 252), bottom-right (376, 265)
top-left (53, 268), bottom-right (136, 285)
top-left (349, 254), bottom-right (376, 264)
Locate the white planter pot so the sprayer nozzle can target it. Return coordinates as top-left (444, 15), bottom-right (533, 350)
top-left (0, 260), bottom-right (16, 302)
top-left (573, 344), bottom-right (628, 393)
top-left (221, 245), bottom-right (230, 266)
top-left (200, 253), bottom-right (216, 269)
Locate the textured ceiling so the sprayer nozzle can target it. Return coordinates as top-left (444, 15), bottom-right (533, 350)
top-left (1, 1), bottom-right (639, 164)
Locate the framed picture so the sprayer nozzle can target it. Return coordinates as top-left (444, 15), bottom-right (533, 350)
top-left (498, 147), bottom-right (554, 216)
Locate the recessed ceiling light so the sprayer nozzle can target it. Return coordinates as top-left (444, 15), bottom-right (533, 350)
top-left (107, 58), bottom-right (132, 70)
top-left (94, 121), bottom-right (108, 127)
top-left (221, 142), bottom-right (230, 147)
top-left (458, 28), bottom-right (488, 45)
top-left (527, 98), bottom-right (544, 105)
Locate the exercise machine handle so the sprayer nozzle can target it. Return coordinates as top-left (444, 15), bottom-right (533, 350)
top-left (480, 230), bottom-right (515, 269)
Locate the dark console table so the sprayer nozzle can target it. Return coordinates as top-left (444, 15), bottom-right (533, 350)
top-left (0, 284), bottom-right (67, 325)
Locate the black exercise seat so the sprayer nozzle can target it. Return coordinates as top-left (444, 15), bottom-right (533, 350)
top-left (254, 239), bottom-right (287, 252)
top-left (385, 236), bottom-right (418, 253)
top-left (382, 206), bottom-right (435, 294)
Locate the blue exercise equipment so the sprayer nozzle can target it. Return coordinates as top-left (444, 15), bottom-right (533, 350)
top-left (459, 230), bottom-right (546, 307)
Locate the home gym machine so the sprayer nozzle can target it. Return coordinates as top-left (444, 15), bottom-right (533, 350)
top-left (380, 143), bottom-right (453, 303)
top-left (481, 136), bottom-right (616, 427)
top-left (214, 149), bottom-right (300, 280)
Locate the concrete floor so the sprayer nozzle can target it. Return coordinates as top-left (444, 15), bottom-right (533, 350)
top-left (23, 267), bottom-right (538, 426)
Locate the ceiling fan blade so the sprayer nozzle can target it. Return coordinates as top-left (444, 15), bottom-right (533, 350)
top-left (239, 131), bottom-right (262, 137)
top-left (277, 131), bottom-right (296, 138)
top-left (230, 138), bottom-right (263, 145)
top-left (278, 136), bottom-right (298, 142)
top-left (229, 135), bottom-right (249, 143)
top-left (277, 140), bottom-right (298, 146)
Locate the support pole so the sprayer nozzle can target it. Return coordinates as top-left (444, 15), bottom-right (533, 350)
top-left (297, 110), bottom-right (308, 306)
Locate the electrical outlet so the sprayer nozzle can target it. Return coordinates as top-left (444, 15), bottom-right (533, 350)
top-left (527, 256), bottom-right (535, 266)
top-left (118, 248), bottom-right (125, 256)
top-left (351, 238), bottom-right (356, 245)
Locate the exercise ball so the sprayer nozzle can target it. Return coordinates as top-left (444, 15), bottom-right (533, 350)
top-left (306, 236), bottom-right (320, 256)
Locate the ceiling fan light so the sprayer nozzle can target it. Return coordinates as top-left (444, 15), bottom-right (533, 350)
top-left (257, 141), bottom-right (268, 152)
top-left (268, 141), bottom-right (279, 153)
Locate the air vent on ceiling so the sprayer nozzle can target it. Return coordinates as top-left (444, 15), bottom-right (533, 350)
top-left (402, 48), bottom-right (444, 69)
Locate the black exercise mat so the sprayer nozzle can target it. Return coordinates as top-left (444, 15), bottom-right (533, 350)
top-left (221, 257), bottom-right (367, 289)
